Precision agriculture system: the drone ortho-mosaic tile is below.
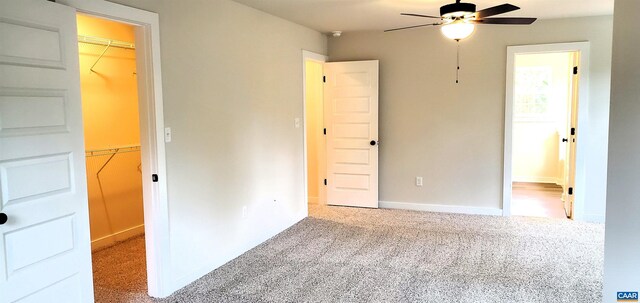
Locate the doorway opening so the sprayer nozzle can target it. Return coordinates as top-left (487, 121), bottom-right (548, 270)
top-left (503, 42), bottom-right (590, 220)
top-left (67, 0), bottom-right (171, 297)
top-left (510, 52), bottom-right (577, 219)
top-left (303, 51), bottom-right (327, 212)
top-left (303, 56), bottom-right (380, 210)
top-left (77, 14), bottom-right (148, 300)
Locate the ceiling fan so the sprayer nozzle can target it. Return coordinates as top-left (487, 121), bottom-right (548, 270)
top-left (385, 0), bottom-right (537, 40)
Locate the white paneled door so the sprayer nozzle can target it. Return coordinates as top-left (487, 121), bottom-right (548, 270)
top-left (0, 1), bottom-right (94, 302)
top-left (324, 60), bottom-right (379, 208)
top-left (563, 52), bottom-right (580, 218)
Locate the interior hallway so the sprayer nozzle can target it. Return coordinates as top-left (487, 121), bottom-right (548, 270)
top-left (512, 182), bottom-right (567, 219)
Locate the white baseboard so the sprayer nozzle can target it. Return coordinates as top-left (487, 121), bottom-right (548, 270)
top-left (583, 214), bottom-right (606, 223)
top-left (513, 176), bottom-right (562, 184)
top-left (308, 196), bottom-right (319, 205)
top-left (91, 224), bottom-right (145, 251)
top-left (379, 201), bottom-right (503, 216)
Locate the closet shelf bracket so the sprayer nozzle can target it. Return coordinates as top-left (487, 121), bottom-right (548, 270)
top-left (96, 148), bottom-right (118, 177)
top-left (90, 40), bottom-right (112, 73)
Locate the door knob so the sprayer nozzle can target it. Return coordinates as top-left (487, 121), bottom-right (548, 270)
top-left (562, 138), bottom-right (568, 142)
top-left (370, 140), bottom-right (378, 146)
top-left (0, 213), bottom-right (7, 225)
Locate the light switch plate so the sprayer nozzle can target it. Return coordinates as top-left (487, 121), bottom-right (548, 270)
top-left (294, 118), bottom-right (301, 128)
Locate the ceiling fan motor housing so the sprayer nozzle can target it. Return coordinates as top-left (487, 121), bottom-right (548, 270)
top-left (440, 2), bottom-right (477, 18)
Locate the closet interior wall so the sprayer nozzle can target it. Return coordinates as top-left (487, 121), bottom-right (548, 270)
top-left (305, 60), bottom-right (324, 205)
top-left (77, 14), bottom-right (144, 250)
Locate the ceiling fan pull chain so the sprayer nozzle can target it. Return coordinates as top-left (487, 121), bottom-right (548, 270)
top-left (456, 39), bottom-right (460, 84)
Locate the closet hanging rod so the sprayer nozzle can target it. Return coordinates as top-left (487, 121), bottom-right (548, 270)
top-left (85, 145), bottom-right (141, 157)
top-left (77, 35), bottom-right (136, 50)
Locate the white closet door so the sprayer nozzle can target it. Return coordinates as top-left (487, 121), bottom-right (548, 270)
top-left (0, 0), bottom-right (94, 302)
top-left (324, 60), bottom-right (379, 208)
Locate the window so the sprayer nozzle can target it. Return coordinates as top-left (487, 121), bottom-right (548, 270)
top-left (514, 66), bottom-right (553, 121)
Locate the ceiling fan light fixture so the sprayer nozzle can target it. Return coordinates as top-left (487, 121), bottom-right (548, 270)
top-left (440, 20), bottom-right (475, 40)
top-left (440, 1), bottom-right (476, 19)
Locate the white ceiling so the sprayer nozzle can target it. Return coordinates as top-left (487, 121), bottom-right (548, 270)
top-left (232, 0), bottom-right (613, 33)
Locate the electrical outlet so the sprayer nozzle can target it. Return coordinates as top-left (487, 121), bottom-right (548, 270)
top-left (416, 177), bottom-right (423, 187)
top-left (164, 127), bottom-right (172, 143)
top-left (242, 206), bottom-right (247, 218)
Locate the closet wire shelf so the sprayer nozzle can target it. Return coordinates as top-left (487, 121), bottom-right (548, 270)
top-left (78, 35), bottom-right (136, 50)
top-left (78, 35), bottom-right (136, 72)
top-left (85, 145), bottom-right (141, 237)
top-left (85, 145), bottom-right (142, 176)
top-left (85, 145), bottom-right (140, 158)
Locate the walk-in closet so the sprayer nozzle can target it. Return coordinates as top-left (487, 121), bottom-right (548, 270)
top-left (77, 14), bottom-right (147, 301)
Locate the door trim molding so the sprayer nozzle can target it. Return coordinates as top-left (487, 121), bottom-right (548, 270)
top-left (57, 0), bottom-right (171, 297)
top-left (302, 50), bottom-right (327, 215)
top-left (503, 42), bottom-right (590, 221)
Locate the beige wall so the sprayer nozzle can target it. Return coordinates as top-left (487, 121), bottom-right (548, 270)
top-left (77, 14), bottom-right (144, 250)
top-left (108, 0), bottom-right (327, 292)
top-left (603, 0), bottom-right (640, 299)
top-left (512, 53), bottom-right (572, 184)
top-left (305, 60), bottom-right (324, 203)
top-left (328, 16), bottom-right (612, 217)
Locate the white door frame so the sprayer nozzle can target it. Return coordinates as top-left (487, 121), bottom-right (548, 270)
top-left (503, 42), bottom-right (590, 220)
top-left (57, 0), bottom-right (170, 297)
top-left (302, 50), bottom-right (327, 214)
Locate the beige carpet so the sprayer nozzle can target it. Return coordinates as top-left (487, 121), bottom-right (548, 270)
top-left (93, 204), bottom-right (604, 302)
top-left (92, 235), bottom-right (149, 303)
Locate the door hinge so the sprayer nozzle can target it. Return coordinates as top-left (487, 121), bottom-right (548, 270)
top-left (573, 66), bottom-right (578, 75)
top-left (324, 179), bottom-right (327, 186)
top-left (568, 187), bottom-right (573, 195)
top-left (571, 127), bottom-right (576, 136)
top-left (323, 76), bottom-right (326, 83)
top-left (323, 128), bottom-right (326, 135)
top-left (152, 174), bottom-right (159, 182)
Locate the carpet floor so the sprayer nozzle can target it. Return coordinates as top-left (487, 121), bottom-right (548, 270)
top-left (92, 235), bottom-right (149, 303)
top-left (93, 205), bottom-right (604, 303)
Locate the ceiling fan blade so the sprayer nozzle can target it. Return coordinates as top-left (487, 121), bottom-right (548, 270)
top-left (475, 3), bottom-right (520, 19)
top-left (401, 13), bottom-right (441, 19)
top-left (384, 23), bottom-right (441, 32)
top-left (471, 17), bottom-right (537, 25)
